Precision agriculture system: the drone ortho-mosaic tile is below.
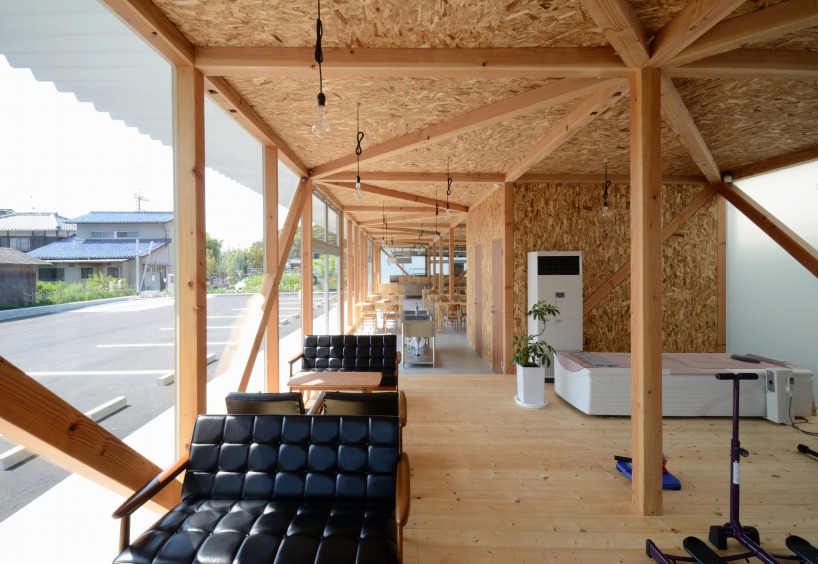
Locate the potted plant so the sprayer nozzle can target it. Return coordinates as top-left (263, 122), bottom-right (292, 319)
top-left (511, 300), bottom-right (560, 408)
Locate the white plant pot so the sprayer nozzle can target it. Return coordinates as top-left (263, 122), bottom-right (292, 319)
top-left (515, 364), bottom-right (547, 408)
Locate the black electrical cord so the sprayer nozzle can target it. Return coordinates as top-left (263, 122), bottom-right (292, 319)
top-left (314, 0), bottom-right (324, 96)
top-left (788, 394), bottom-right (818, 436)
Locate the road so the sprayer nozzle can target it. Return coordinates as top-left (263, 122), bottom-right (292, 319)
top-left (0, 291), bottom-right (324, 522)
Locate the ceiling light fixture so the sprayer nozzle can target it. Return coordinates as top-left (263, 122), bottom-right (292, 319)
top-left (445, 159), bottom-right (452, 220)
top-left (310, 0), bottom-right (329, 137)
top-left (353, 103), bottom-right (364, 200)
top-left (434, 188), bottom-right (441, 243)
top-left (382, 202), bottom-right (388, 246)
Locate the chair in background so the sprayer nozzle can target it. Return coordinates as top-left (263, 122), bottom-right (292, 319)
top-left (383, 304), bottom-right (400, 333)
top-left (360, 303), bottom-right (377, 333)
top-left (225, 391), bottom-right (305, 415)
top-left (446, 303), bottom-right (461, 332)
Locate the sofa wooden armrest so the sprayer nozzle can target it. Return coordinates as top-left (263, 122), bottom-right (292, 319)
top-left (396, 453), bottom-right (411, 563)
top-left (111, 453), bottom-right (190, 553)
top-left (287, 351), bottom-right (305, 377)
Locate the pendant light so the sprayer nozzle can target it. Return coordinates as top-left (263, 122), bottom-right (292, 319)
top-left (602, 158), bottom-right (611, 216)
top-left (310, 0), bottom-right (330, 137)
top-left (353, 103), bottom-right (364, 199)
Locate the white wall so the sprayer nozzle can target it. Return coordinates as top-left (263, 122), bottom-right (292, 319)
top-left (728, 161), bottom-right (818, 400)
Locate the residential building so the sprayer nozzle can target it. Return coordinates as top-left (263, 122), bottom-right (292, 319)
top-left (0, 247), bottom-right (50, 307)
top-left (0, 211), bottom-right (75, 253)
top-left (28, 211), bottom-right (173, 292)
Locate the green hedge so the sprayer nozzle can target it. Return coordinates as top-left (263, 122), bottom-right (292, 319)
top-left (34, 276), bottom-right (136, 306)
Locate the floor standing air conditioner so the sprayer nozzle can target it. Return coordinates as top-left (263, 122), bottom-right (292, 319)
top-left (527, 251), bottom-right (583, 377)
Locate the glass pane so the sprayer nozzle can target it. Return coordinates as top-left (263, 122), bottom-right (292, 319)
top-left (312, 194), bottom-right (326, 242)
top-left (327, 207), bottom-right (339, 245)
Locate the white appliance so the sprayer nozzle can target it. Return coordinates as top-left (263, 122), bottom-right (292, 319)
top-left (765, 367), bottom-right (796, 424)
top-left (527, 251), bottom-right (583, 376)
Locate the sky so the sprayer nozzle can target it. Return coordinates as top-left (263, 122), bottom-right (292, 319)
top-left (0, 55), bottom-right (265, 249)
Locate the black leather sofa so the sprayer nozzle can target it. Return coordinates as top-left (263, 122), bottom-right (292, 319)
top-left (288, 335), bottom-right (400, 390)
top-left (112, 414), bottom-right (410, 564)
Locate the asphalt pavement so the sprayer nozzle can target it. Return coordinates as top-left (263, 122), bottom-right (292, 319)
top-left (0, 291), bottom-right (313, 523)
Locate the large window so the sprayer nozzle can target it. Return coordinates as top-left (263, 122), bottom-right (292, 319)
top-left (9, 236), bottom-right (30, 251)
top-left (38, 267), bottom-right (64, 281)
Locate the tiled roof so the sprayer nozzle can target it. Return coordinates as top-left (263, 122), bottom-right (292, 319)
top-left (28, 236), bottom-right (170, 261)
top-left (0, 212), bottom-right (75, 232)
top-left (0, 247), bottom-right (50, 266)
top-left (70, 211), bottom-right (174, 224)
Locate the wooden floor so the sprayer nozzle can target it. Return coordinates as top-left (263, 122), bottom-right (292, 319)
top-left (399, 375), bottom-right (818, 563)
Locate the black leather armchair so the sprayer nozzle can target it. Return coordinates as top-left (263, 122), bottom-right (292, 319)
top-left (288, 335), bottom-right (400, 390)
top-left (225, 391), bottom-right (305, 414)
top-left (112, 414), bottom-right (410, 564)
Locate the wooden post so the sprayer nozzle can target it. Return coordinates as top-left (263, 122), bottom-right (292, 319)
top-left (173, 65), bottom-right (206, 455)
top-left (302, 190), bottom-right (313, 336)
top-left (630, 67), bottom-right (663, 516)
top-left (263, 146), bottom-right (279, 391)
top-left (503, 183), bottom-right (514, 374)
top-left (717, 195), bottom-right (727, 352)
top-left (448, 228), bottom-right (455, 300)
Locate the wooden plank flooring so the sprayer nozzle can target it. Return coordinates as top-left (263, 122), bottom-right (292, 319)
top-left (399, 375), bottom-right (818, 563)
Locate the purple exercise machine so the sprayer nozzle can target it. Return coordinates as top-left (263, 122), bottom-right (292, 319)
top-left (646, 372), bottom-right (818, 564)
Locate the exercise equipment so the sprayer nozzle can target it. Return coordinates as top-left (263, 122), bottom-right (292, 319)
top-left (646, 372), bottom-right (818, 563)
top-left (614, 454), bottom-right (681, 490)
top-left (797, 443), bottom-right (818, 461)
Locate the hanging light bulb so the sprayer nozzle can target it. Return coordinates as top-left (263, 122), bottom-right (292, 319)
top-left (434, 191), bottom-right (441, 243)
top-left (602, 158), bottom-right (611, 217)
top-left (310, 0), bottom-right (330, 137)
top-left (445, 159), bottom-right (452, 220)
top-left (353, 103), bottom-right (364, 199)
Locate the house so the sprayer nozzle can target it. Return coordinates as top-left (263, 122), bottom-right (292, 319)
top-left (28, 211), bottom-right (173, 292)
top-left (0, 211), bottom-right (75, 253)
top-left (0, 248), bottom-right (50, 308)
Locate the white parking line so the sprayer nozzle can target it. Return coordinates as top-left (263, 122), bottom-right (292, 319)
top-left (96, 342), bottom-right (237, 348)
top-left (27, 370), bottom-right (171, 376)
top-left (159, 326), bottom-right (235, 330)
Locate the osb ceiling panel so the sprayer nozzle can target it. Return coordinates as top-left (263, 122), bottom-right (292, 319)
top-left (527, 94), bottom-right (702, 177)
top-left (227, 76), bottom-right (556, 169)
top-left (749, 28), bottom-right (818, 50)
top-left (153, 0), bottom-right (603, 48)
top-left (367, 97), bottom-right (584, 175)
top-left (675, 77), bottom-right (818, 173)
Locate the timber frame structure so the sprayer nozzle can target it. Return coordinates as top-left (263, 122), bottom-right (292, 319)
top-left (1, 0), bottom-right (818, 522)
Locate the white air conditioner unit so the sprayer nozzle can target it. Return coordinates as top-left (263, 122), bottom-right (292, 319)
top-left (528, 251), bottom-right (583, 375)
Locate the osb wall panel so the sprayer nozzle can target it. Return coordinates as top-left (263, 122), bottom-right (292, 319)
top-left (466, 188), bottom-right (505, 367)
top-left (513, 182), bottom-right (718, 353)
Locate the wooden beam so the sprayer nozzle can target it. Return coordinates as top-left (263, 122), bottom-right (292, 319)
top-left (583, 185), bottom-right (717, 315)
top-left (194, 46), bottom-right (628, 79)
top-left (448, 228), bottom-right (455, 300)
top-left (502, 184), bottom-right (514, 374)
top-left (302, 186), bottom-right (313, 335)
top-left (311, 78), bottom-right (623, 178)
top-left (716, 183), bottom-right (818, 278)
top-left (345, 216), bottom-right (354, 330)
top-left (173, 66), bottom-right (207, 455)
top-left (344, 205), bottom-right (435, 212)
top-left (322, 182), bottom-right (469, 212)
top-left (99, 0), bottom-right (194, 66)
top-left (629, 67), bottom-right (663, 517)
top-left (649, 0), bottom-right (747, 67)
top-left (263, 146), bottom-right (279, 392)
top-left (578, 0), bottom-right (650, 67)
top-left (516, 173), bottom-right (709, 184)
top-left (321, 171), bottom-right (505, 184)
top-left (0, 356), bottom-right (181, 512)
top-left (505, 81), bottom-right (628, 182)
top-left (660, 77), bottom-right (721, 183)
top-left (666, 49), bottom-right (818, 80)
top-left (454, 269), bottom-right (468, 285)
top-left (237, 179), bottom-right (309, 392)
top-left (205, 77), bottom-right (308, 177)
top-left (669, 0), bottom-right (818, 67)
top-left (732, 144), bottom-right (818, 181)
top-left (381, 245), bottom-right (411, 277)
top-left (359, 212), bottom-right (444, 225)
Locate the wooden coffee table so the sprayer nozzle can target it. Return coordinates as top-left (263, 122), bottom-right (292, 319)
top-left (287, 371), bottom-right (383, 393)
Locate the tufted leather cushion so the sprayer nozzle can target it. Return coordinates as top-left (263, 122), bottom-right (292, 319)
top-left (301, 335), bottom-right (397, 388)
top-left (114, 415), bottom-right (401, 564)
